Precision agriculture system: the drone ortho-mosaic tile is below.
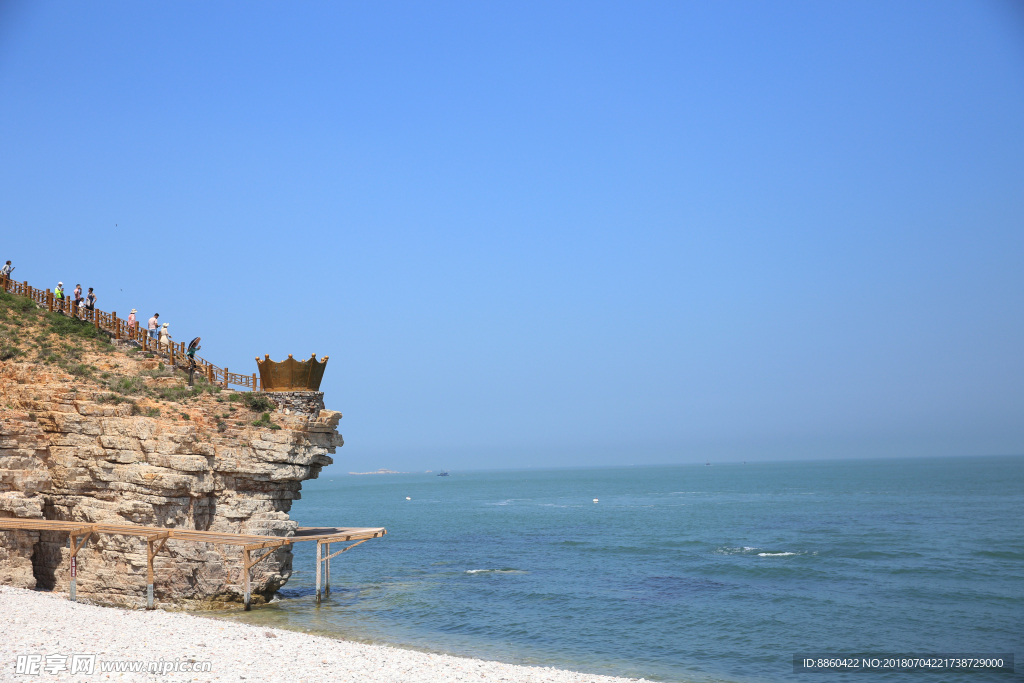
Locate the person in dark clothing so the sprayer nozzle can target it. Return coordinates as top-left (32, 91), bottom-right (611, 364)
top-left (186, 337), bottom-right (202, 386)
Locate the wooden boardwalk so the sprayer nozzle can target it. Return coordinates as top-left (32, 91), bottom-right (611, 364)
top-left (0, 519), bottom-right (386, 609)
top-left (1, 274), bottom-right (264, 391)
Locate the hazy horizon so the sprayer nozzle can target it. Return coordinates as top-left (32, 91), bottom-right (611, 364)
top-left (2, 1), bottom-right (1022, 472)
top-left (316, 453), bottom-right (1023, 478)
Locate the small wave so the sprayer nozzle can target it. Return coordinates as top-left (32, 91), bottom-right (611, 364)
top-left (715, 546), bottom-right (761, 555)
top-left (974, 550), bottom-right (1024, 560)
top-left (465, 569), bottom-right (527, 575)
top-left (758, 552), bottom-right (797, 557)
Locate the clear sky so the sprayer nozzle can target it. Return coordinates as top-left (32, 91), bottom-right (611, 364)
top-left (1, 1), bottom-right (1022, 473)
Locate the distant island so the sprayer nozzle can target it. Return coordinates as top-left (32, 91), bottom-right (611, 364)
top-left (348, 469), bottom-right (407, 475)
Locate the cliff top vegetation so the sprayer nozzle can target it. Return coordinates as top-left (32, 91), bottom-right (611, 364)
top-left (0, 290), bottom-right (279, 432)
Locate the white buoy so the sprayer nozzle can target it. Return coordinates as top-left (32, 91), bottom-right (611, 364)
top-left (406, 496), bottom-right (411, 500)
top-left (593, 498), bottom-right (599, 503)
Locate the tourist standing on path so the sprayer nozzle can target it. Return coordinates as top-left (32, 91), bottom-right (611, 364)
top-left (54, 282), bottom-right (65, 313)
top-left (127, 309), bottom-right (137, 334)
top-left (186, 337), bottom-right (201, 386)
top-left (0, 261), bottom-right (12, 279)
top-left (159, 322), bottom-right (171, 348)
top-left (85, 287), bottom-right (96, 312)
top-left (73, 284), bottom-right (83, 316)
top-left (148, 313), bottom-right (160, 340)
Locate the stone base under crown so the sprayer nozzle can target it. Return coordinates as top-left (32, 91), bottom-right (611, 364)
top-left (263, 391), bottom-right (326, 416)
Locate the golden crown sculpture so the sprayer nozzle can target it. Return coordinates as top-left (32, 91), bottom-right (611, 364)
top-left (255, 353), bottom-right (329, 392)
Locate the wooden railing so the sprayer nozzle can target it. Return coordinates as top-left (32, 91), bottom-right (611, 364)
top-left (1, 275), bottom-right (261, 391)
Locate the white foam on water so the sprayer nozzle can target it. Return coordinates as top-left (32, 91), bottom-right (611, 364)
top-left (758, 552), bottom-right (797, 557)
top-left (715, 546), bottom-right (761, 554)
top-left (465, 569), bottom-right (527, 575)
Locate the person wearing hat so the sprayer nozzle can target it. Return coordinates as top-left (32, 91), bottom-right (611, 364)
top-left (127, 308), bottom-right (137, 334)
top-left (158, 322), bottom-right (171, 348)
top-left (54, 281), bottom-right (65, 313)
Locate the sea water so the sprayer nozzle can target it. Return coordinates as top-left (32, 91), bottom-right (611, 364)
top-left (211, 456), bottom-right (1023, 682)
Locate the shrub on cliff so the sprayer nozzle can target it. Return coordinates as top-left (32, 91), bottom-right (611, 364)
top-left (242, 393), bottom-right (274, 413)
top-left (140, 365), bottom-right (176, 378)
top-left (45, 311), bottom-right (109, 342)
top-left (252, 412), bottom-right (282, 430)
top-left (156, 385), bottom-right (194, 403)
top-left (67, 363), bottom-right (92, 377)
top-left (110, 375), bottom-right (148, 395)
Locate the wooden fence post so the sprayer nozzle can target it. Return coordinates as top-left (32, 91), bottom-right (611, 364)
top-left (112, 312), bottom-right (119, 339)
top-left (223, 368), bottom-right (229, 389)
top-left (47, 289), bottom-right (53, 312)
top-left (252, 373), bottom-right (257, 392)
top-left (208, 364), bottom-right (214, 384)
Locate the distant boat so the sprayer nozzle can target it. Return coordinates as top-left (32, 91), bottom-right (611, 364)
top-left (437, 471), bottom-right (449, 477)
top-left (706, 462), bottom-right (711, 466)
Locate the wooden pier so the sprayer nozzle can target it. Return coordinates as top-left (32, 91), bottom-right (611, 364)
top-left (0, 519), bottom-right (385, 610)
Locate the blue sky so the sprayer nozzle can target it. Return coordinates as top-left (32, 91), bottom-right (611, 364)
top-left (1, 1), bottom-right (1022, 472)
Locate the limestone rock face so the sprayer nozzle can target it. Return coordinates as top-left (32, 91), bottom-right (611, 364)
top-left (0, 357), bottom-right (343, 609)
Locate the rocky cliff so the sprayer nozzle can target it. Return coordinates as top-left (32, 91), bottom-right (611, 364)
top-left (0, 294), bottom-right (342, 608)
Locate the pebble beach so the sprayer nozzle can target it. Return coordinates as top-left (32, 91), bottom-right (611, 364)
top-left (0, 586), bottom-right (649, 683)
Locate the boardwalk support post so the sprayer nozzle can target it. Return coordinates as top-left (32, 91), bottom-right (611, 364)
top-left (242, 541), bottom-right (292, 611)
top-left (315, 540), bottom-right (322, 604)
top-left (146, 533), bottom-right (169, 609)
top-left (243, 548), bottom-right (252, 610)
top-left (325, 542), bottom-right (330, 596)
top-left (67, 526), bottom-right (94, 603)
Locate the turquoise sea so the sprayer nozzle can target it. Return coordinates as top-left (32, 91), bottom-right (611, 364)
top-left (213, 456), bottom-right (1023, 682)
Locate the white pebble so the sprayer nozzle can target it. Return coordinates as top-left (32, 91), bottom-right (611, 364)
top-left (0, 585), bottom-right (645, 683)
